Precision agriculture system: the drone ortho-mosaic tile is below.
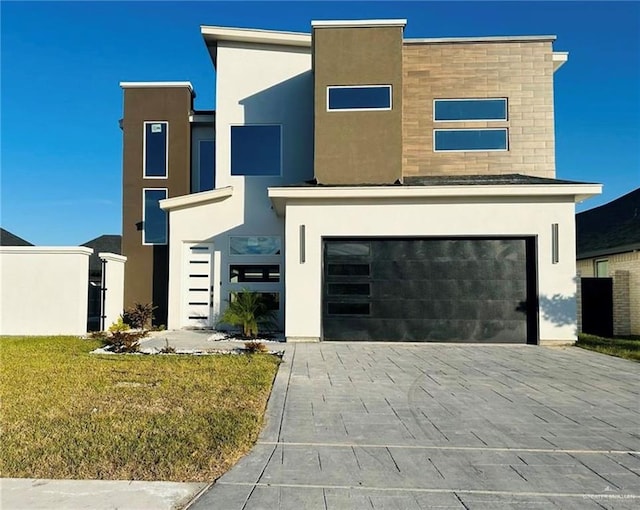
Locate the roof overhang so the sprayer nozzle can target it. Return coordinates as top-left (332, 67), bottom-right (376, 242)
top-left (312, 19), bottom-right (407, 29)
top-left (201, 25), bottom-right (311, 67)
top-left (119, 81), bottom-right (194, 95)
top-left (159, 186), bottom-right (233, 212)
top-left (577, 243), bottom-right (640, 260)
top-left (552, 52), bottom-right (569, 71)
top-left (268, 183), bottom-right (602, 216)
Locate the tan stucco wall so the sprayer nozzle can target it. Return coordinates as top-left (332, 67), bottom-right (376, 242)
top-left (578, 252), bottom-right (640, 334)
top-left (403, 40), bottom-right (556, 178)
top-left (314, 26), bottom-right (403, 184)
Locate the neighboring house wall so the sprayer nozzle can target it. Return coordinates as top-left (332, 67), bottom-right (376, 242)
top-left (313, 24), bottom-right (403, 184)
top-left (0, 247), bottom-right (92, 335)
top-left (99, 252), bottom-right (127, 330)
top-left (283, 195), bottom-right (578, 344)
top-left (121, 84), bottom-right (193, 325)
top-left (164, 41), bottom-right (313, 330)
top-left (577, 251), bottom-right (640, 335)
top-left (402, 39), bottom-right (556, 178)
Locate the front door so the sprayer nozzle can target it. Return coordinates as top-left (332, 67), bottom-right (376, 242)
top-left (182, 243), bottom-right (215, 328)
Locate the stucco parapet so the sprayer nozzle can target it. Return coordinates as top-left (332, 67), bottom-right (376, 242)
top-left (159, 186), bottom-right (233, 211)
top-left (0, 246), bottom-right (93, 256)
top-left (99, 252), bottom-right (127, 263)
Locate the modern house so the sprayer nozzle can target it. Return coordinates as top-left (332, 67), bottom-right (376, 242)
top-left (119, 19), bottom-right (601, 344)
top-left (576, 188), bottom-right (639, 336)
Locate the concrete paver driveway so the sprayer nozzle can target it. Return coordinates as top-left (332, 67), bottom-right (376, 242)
top-left (191, 344), bottom-right (640, 509)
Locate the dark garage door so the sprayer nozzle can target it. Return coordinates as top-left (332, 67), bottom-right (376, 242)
top-left (322, 237), bottom-right (537, 343)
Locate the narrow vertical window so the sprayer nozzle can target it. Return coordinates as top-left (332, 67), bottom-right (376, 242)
top-left (198, 139), bottom-right (215, 191)
top-left (144, 121), bottom-right (168, 178)
top-left (143, 188), bottom-right (168, 245)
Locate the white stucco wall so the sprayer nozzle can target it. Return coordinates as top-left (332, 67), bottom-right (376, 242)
top-left (99, 252), bottom-right (127, 329)
top-left (0, 247), bottom-right (92, 335)
top-left (283, 196), bottom-right (579, 344)
top-left (165, 41), bottom-right (313, 329)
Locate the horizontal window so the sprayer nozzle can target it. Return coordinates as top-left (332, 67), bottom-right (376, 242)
top-left (144, 122), bottom-right (168, 178)
top-left (327, 302), bottom-right (370, 316)
top-left (231, 125), bottom-right (281, 176)
top-left (229, 292), bottom-right (280, 311)
top-left (230, 265), bottom-right (280, 283)
top-left (142, 189), bottom-right (167, 245)
top-left (326, 242), bottom-right (371, 257)
top-left (327, 283), bottom-right (370, 296)
top-left (327, 264), bottom-right (370, 277)
top-left (434, 99), bottom-right (507, 121)
top-left (230, 236), bottom-right (281, 255)
top-left (327, 85), bottom-right (392, 111)
top-left (434, 129), bottom-right (508, 152)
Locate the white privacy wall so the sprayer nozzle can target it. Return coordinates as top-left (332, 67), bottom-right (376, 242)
top-left (0, 247), bottom-right (92, 335)
top-left (99, 252), bottom-right (127, 329)
top-left (283, 195), bottom-right (579, 344)
top-left (165, 41), bottom-right (313, 329)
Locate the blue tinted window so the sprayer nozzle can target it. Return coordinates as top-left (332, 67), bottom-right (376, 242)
top-left (328, 86), bottom-right (392, 110)
top-left (143, 189), bottom-right (167, 244)
top-left (434, 99), bottom-right (507, 121)
top-left (231, 125), bottom-right (281, 176)
top-left (434, 129), bottom-right (508, 151)
top-left (199, 140), bottom-right (215, 191)
top-left (144, 122), bottom-right (167, 177)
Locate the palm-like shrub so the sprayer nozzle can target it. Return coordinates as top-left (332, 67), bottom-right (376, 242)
top-left (218, 290), bottom-right (277, 338)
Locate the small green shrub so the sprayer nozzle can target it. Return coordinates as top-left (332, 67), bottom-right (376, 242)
top-left (122, 303), bottom-right (157, 330)
top-left (159, 339), bottom-right (176, 354)
top-left (103, 317), bottom-right (146, 353)
top-left (218, 290), bottom-right (277, 338)
top-left (244, 341), bottom-right (268, 353)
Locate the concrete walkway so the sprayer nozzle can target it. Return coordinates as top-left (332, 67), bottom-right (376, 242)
top-left (191, 343), bottom-right (640, 509)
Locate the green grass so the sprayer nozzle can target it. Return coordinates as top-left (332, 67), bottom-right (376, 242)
top-left (0, 336), bottom-right (279, 482)
top-left (576, 333), bottom-right (640, 362)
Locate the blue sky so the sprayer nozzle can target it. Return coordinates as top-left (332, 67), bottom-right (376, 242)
top-left (2, 1), bottom-right (639, 245)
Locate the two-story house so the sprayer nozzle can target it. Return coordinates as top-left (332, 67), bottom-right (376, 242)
top-left (120, 19), bottom-right (601, 344)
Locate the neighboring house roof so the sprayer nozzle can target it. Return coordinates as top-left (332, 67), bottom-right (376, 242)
top-left (0, 228), bottom-right (33, 246)
top-left (293, 174), bottom-right (594, 187)
top-left (82, 234), bottom-right (122, 274)
top-left (576, 188), bottom-right (640, 259)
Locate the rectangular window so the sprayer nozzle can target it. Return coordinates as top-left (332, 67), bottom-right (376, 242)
top-left (143, 189), bottom-right (167, 245)
top-left (595, 259), bottom-right (609, 278)
top-left (327, 302), bottom-right (370, 316)
top-left (231, 125), bottom-right (281, 176)
top-left (230, 236), bottom-right (281, 255)
top-left (327, 283), bottom-right (370, 296)
top-left (434, 129), bottom-right (508, 152)
top-left (230, 265), bottom-right (280, 283)
top-left (198, 140), bottom-right (215, 191)
top-left (230, 292), bottom-right (280, 311)
top-left (327, 85), bottom-right (392, 111)
top-left (143, 121), bottom-right (168, 177)
top-left (434, 99), bottom-right (507, 122)
top-left (326, 242), bottom-right (371, 257)
top-left (327, 264), bottom-right (370, 277)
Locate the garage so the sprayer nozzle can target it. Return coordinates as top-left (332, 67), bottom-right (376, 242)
top-left (322, 237), bottom-right (537, 343)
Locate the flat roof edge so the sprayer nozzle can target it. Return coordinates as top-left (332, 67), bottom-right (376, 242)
top-left (312, 19), bottom-right (407, 28)
top-left (120, 81), bottom-right (194, 94)
top-left (201, 25), bottom-right (311, 47)
top-left (404, 35), bottom-right (557, 44)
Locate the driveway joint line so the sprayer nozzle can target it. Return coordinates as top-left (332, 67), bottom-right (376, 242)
top-left (255, 441), bottom-right (640, 455)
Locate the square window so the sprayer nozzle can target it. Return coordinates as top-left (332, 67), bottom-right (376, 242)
top-left (231, 125), bottom-right (281, 176)
top-left (144, 122), bottom-right (168, 177)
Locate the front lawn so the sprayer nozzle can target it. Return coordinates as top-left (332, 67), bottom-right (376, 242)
top-left (0, 336), bottom-right (279, 482)
top-left (576, 333), bottom-right (640, 362)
